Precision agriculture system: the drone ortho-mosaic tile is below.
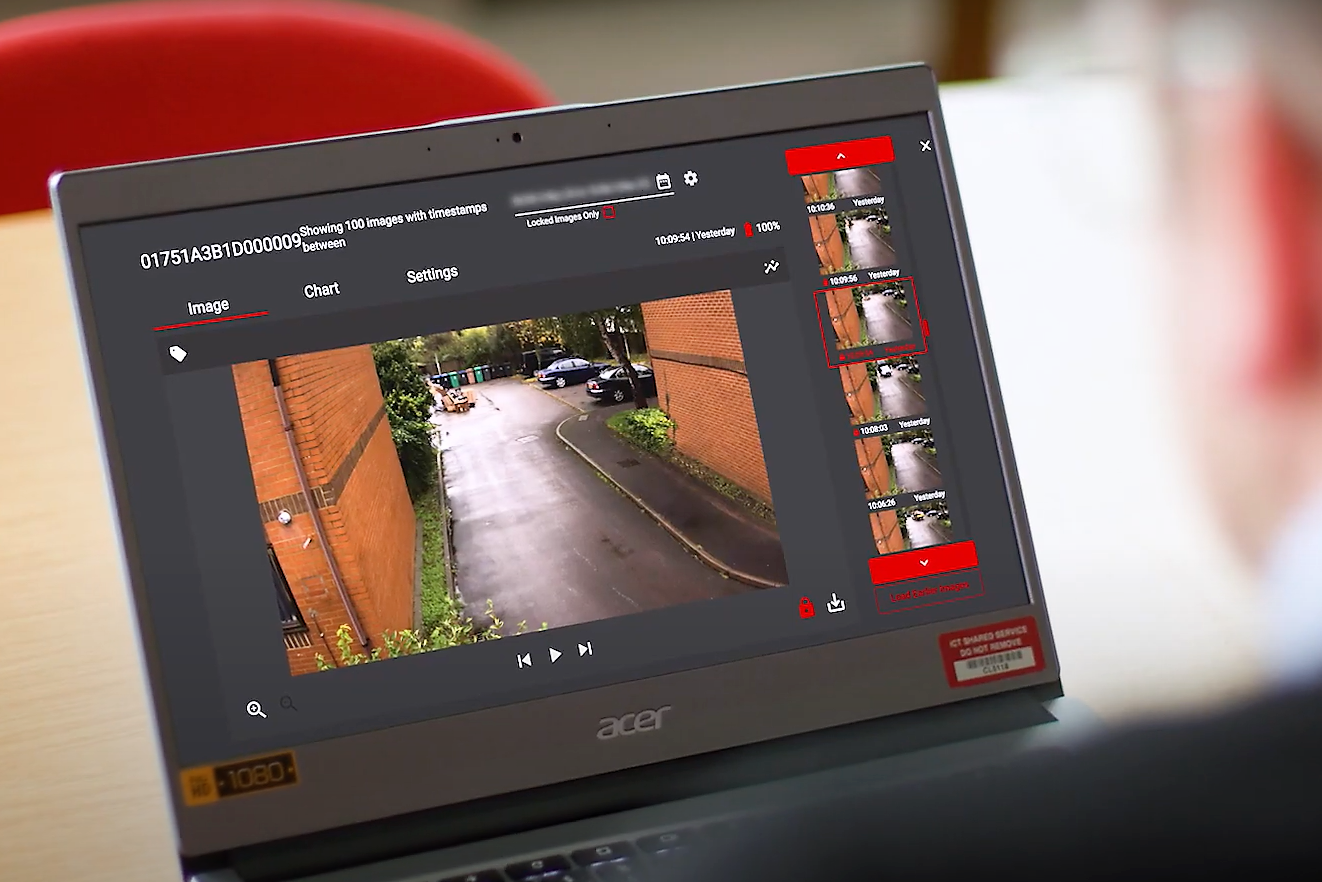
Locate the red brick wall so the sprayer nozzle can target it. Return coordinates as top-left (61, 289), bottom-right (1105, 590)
top-left (839, 362), bottom-right (876, 424)
top-left (329, 422), bottom-right (416, 637)
top-left (641, 291), bottom-right (773, 505)
top-left (809, 214), bottom-right (846, 274)
top-left (824, 287), bottom-right (864, 349)
top-left (232, 346), bottom-right (416, 675)
top-left (870, 510), bottom-right (907, 555)
top-left (802, 173), bottom-right (832, 203)
top-left (855, 437), bottom-right (890, 499)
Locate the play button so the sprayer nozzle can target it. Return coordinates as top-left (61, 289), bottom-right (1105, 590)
top-left (549, 647), bottom-right (562, 663)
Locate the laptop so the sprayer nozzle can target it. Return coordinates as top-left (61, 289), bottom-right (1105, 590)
top-left (51, 64), bottom-right (1087, 882)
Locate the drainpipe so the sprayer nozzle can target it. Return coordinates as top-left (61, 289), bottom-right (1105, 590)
top-left (267, 359), bottom-right (370, 650)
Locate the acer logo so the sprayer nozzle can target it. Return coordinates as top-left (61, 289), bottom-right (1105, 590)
top-left (597, 705), bottom-right (672, 740)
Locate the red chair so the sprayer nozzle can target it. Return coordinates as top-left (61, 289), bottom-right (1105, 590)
top-left (0, 0), bottom-right (551, 215)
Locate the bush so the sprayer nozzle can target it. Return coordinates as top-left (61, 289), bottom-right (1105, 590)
top-left (372, 340), bottom-right (438, 499)
top-left (606, 408), bottom-right (674, 455)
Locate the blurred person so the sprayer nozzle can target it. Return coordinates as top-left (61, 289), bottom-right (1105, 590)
top-left (666, 1), bottom-right (1322, 878)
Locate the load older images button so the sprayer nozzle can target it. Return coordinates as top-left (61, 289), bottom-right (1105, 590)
top-left (868, 540), bottom-right (978, 585)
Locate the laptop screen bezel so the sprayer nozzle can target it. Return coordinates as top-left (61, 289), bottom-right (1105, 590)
top-left (51, 63), bottom-right (1060, 858)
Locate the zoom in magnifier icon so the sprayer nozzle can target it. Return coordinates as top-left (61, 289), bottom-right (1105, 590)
top-left (246, 700), bottom-right (267, 719)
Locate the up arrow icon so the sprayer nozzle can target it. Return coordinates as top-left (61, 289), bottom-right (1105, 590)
top-left (836, 152), bottom-right (846, 159)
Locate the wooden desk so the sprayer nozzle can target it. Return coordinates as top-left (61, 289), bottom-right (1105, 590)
top-left (0, 78), bottom-right (1265, 882)
top-left (0, 210), bottom-right (180, 881)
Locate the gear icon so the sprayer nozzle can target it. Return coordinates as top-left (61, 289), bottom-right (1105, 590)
top-left (683, 170), bottom-right (698, 187)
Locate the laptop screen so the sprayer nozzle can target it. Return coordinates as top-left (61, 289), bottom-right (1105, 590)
top-left (71, 101), bottom-right (1049, 839)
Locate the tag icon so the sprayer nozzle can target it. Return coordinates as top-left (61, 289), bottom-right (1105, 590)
top-left (168, 345), bottom-right (187, 362)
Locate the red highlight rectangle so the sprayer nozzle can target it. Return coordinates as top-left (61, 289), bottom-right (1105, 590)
top-left (938, 616), bottom-right (1046, 688)
top-left (868, 540), bottom-right (978, 585)
top-left (813, 276), bottom-right (929, 367)
top-left (785, 137), bottom-right (895, 175)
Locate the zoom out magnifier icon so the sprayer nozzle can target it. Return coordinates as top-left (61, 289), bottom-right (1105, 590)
top-left (246, 700), bottom-right (267, 719)
top-left (279, 695), bottom-right (297, 712)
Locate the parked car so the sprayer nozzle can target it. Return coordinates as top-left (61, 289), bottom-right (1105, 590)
top-left (910, 510), bottom-right (926, 521)
top-left (536, 357), bottom-right (610, 388)
top-left (587, 364), bottom-right (657, 403)
top-left (877, 364), bottom-right (893, 378)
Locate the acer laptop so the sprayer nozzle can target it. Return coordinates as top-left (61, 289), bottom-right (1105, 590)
top-left (51, 65), bottom-right (1088, 882)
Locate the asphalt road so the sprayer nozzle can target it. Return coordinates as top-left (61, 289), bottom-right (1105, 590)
top-left (435, 377), bottom-right (745, 633)
top-left (905, 515), bottom-right (953, 549)
top-left (835, 167), bottom-right (883, 199)
top-left (844, 216), bottom-right (898, 268)
top-left (876, 372), bottom-right (925, 420)
top-left (890, 441), bottom-right (942, 493)
top-left (860, 293), bottom-right (911, 345)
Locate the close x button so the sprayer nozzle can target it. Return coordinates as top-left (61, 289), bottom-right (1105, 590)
top-left (868, 540), bottom-right (978, 585)
top-left (784, 136), bottom-right (895, 175)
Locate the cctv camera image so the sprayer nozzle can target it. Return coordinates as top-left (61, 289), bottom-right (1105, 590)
top-left (820, 281), bottom-right (914, 352)
top-left (801, 164), bottom-right (886, 204)
top-left (896, 502), bottom-right (953, 549)
top-left (809, 207), bottom-right (897, 275)
top-left (838, 357), bottom-right (925, 425)
top-left (855, 429), bottom-right (942, 499)
top-left (235, 290), bottom-right (788, 676)
top-left (868, 501), bottom-right (954, 558)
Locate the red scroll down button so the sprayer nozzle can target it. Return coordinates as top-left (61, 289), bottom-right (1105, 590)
top-left (784, 136), bottom-right (895, 176)
top-left (868, 540), bottom-right (979, 585)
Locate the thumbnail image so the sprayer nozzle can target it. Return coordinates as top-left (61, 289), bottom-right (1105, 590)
top-left (838, 357), bottom-right (925, 425)
top-left (868, 509), bottom-right (908, 556)
top-left (801, 165), bottom-right (885, 203)
top-left (855, 429), bottom-right (941, 499)
top-left (897, 501), bottom-right (953, 550)
top-left (811, 208), bottom-right (896, 274)
top-left (822, 281), bottom-right (913, 351)
top-left (235, 291), bottom-right (788, 677)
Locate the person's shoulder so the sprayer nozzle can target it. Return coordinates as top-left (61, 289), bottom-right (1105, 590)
top-left (673, 684), bottom-right (1322, 882)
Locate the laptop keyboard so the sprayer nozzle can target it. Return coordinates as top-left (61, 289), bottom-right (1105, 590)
top-left (438, 823), bottom-right (720, 882)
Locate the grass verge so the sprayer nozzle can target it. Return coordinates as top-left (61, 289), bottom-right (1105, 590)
top-left (606, 407), bottom-right (776, 525)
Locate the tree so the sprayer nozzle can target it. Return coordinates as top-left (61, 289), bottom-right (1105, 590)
top-left (371, 340), bottom-right (437, 499)
top-left (585, 304), bottom-right (649, 410)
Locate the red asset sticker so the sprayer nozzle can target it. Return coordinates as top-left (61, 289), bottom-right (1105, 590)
top-left (938, 616), bottom-right (1046, 688)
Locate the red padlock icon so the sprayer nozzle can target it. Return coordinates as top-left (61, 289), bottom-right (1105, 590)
top-left (799, 596), bottom-right (816, 619)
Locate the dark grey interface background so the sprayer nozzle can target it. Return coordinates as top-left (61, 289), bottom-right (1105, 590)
top-left (77, 114), bottom-right (1031, 767)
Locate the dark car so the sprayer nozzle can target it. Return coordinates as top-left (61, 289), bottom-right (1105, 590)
top-left (586, 364), bottom-right (657, 403)
top-left (536, 357), bottom-right (609, 388)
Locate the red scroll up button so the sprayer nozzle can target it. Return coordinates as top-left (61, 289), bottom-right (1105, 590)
top-left (868, 540), bottom-right (979, 585)
top-left (784, 136), bottom-right (895, 176)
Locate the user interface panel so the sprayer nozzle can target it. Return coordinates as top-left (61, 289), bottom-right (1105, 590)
top-left (77, 114), bottom-right (1034, 768)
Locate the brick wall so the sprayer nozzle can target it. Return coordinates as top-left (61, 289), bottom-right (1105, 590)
top-left (838, 362), bottom-right (876, 425)
top-left (808, 213), bottom-right (846, 274)
top-left (869, 510), bottom-right (907, 555)
top-left (232, 345), bottom-right (416, 675)
top-left (855, 437), bottom-right (890, 499)
top-left (641, 290), bottom-right (773, 505)
top-left (802, 173), bottom-right (832, 203)
top-left (824, 287), bottom-right (864, 349)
